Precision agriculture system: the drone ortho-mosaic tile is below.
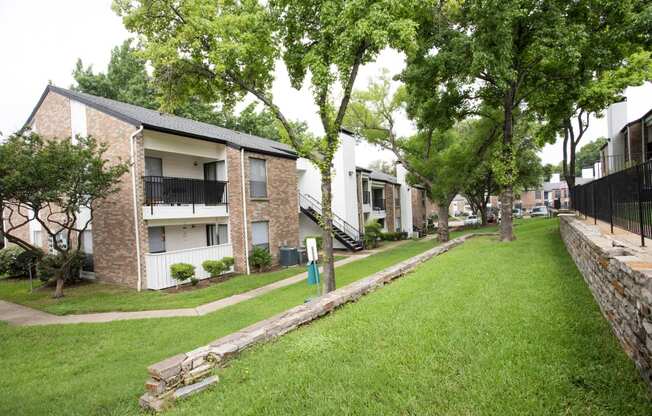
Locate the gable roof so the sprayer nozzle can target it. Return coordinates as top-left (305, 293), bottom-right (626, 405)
top-left (369, 170), bottom-right (399, 185)
top-left (27, 85), bottom-right (298, 159)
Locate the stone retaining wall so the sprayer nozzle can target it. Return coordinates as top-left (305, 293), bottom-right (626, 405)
top-left (140, 233), bottom-right (495, 411)
top-left (560, 215), bottom-right (652, 389)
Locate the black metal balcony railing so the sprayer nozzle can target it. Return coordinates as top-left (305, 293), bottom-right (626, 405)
top-left (372, 199), bottom-right (385, 211)
top-left (597, 153), bottom-right (644, 176)
top-left (571, 158), bottom-right (652, 246)
top-left (144, 176), bottom-right (228, 213)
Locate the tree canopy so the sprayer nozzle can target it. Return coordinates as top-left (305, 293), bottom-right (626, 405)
top-left (73, 39), bottom-right (307, 141)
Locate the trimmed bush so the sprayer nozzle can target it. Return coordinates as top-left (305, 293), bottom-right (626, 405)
top-left (221, 256), bottom-right (235, 269)
top-left (0, 246), bottom-right (24, 277)
top-left (249, 246), bottom-right (272, 272)
top-left (37, 251), bottom-right (84, 283)
top-left (304, 235), bottom-right (323, 251)
top-left (202, 260), bottom-right (226, 278)
top-left (170, 263), bottom-right (195, 287)
top-left (381, 232), bottom-right (404, 241)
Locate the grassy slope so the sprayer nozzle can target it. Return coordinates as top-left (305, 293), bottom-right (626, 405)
top-left (0, 256), bottom-right (349, 315)
top-left (0, 233), bottom-right (458, 416)
top-left (161, 219), bottom-right (651, 416)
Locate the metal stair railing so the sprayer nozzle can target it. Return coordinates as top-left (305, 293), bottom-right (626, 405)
top-left (299, 193), bottom-right (362, 244)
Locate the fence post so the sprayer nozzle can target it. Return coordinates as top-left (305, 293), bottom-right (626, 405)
top-left (636, 164), bottom-right (645, 247)
top-left (592, 184), bottom-right (597, 225)
top-left (608, 180), bottom-right (614, 234)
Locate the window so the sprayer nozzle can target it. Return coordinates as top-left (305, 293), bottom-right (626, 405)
top-left (251, 221), bottom-right (269, 251)
top-left (48, 232), bottom-right (68, 254)
top-left (535, 190), bottom-right (542, 199)
top-left (207, 224), bottom-right (229, 246)
top-left (249, 158), bottom-right (267, 198)
top-left (80, 231), bottom-right (94, 272)
top-left (148, 226), bottom-right (166, 253)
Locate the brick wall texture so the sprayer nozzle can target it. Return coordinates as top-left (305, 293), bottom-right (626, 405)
top-left (226, 147), bottom-right (299, 273)
top-left (560, 215), bottom-right (652, 389)
top-left (384, 183), bottom-right (395, 232)
top-left (7, 90), bottom-right (300, 288)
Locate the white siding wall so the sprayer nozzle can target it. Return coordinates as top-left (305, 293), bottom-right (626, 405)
top-left (163, 224), bottom-right (208, 252)
top-left (396, 164), bottom-right (414, 234)
top-left (70, 100), bottom-right (87, 142)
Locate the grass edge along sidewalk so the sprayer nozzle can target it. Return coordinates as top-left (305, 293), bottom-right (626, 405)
top-left (140, 232), bottom-right (496, 411)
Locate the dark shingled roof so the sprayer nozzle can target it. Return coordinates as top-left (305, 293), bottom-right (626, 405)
top-left (369, 170), bottom-right (399, 185)
top-left (27, 85), bottom-right (298, 159)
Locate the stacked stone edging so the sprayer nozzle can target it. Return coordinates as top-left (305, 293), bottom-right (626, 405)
top-left (560, 215), bottom-right (652, 389)
top-left (140, 232), bottom-right (496, 411)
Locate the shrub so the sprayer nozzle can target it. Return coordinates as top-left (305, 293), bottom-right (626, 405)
top-left (190, 277), bottom-right (199, 286)
top-left (249, 246), bottom-right (272, 272)
top-left (170, 263), bottom-right (195, 287)
top-left (37, 251), bottom-right (84, 283)
top-left (202, 260), bottom-right (226, 278)
top-left (381, 232), bottom-right (404, 241)
top-left (0, 246), bottom-right (24, 277)
top-left (221, 256), bottom-right (235, 269)
top-left (363, 219), bottom-right (383, 249)
top-left (304, 235), bottom-right (323, 251)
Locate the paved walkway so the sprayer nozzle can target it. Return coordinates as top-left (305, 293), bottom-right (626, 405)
top-left (0, 238), bottom-right (426, 327)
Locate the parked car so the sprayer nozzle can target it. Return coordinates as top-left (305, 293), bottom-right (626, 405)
top-left (464, 215), bottom-right (480, 226)
top-left (530, 206), bottom-right (548, 217)
top-left (512, 208), bottom-right (523, 219)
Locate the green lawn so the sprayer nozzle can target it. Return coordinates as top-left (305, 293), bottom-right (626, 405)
top-left (164, 218), bottom-right (650, 415)
top-left (0, 231), bottom-right (468, 416)
top-left (0, 255), bottom-right (348, 315)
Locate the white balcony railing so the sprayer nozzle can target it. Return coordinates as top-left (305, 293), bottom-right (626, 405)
top-left (145, 243), bottom-right (233, 290)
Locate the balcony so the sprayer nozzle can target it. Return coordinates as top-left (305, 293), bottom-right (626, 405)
top-left (143, 176), bottom-right (228, 220)
top-left (600, 153), bottom-right (646, 177)
top-left (372, 199), bottom-right (385, 212)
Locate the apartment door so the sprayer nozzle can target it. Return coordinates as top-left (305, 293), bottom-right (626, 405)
top-left (148, 226), bottom-right (166, 253)
top-left (204, 161), bottom-right (226, 205)
top-left (145, 157), bottom-right (163, 204)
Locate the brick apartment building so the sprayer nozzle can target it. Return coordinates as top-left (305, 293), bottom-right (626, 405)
top-left (4, 86), bottom-right (299, 290)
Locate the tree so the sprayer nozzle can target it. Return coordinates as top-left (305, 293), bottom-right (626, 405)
top-left (345, 73), bottom-right (497, 241)
top-left (400, 0), bottom-right (587, 242)
top-left (114, 0), bottom-right (416, 293)
top-left (542, 163), bottom-right (562, 182)
top-left (0, 132), bottom-right (129, 297)
top-left (73, 39), bottom-right (307, 141)
top-left (574, 137), bottom-right (608, 176)
top-left (462, 162), bottom-right (497, 226)
top-left (367, 160), bottom-right (395, 176)
top-left (532, 0), bottom-right (652, 192)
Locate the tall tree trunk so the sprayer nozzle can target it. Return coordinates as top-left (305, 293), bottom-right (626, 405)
top-left (437, 203), bottom-right (450, 242)
top-left (500, 188), bottom-right (515, 241)
top-left (479, 205), bottom-right (487, 226)
top-left (320, 170), bottom-right (336, 293)
top-left (53, 277), bottom-right (65, 298)
top-left (500, 87), bottom-right (515, 241)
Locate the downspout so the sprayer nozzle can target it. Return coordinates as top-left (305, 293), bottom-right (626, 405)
top-left (130, 126), bottom-right (144, 291)
top-left (240, 148), bottom-right (251, 275)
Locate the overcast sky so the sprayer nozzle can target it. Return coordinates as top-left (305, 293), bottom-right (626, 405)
top-left (1, 1), bottom-right (649, 168)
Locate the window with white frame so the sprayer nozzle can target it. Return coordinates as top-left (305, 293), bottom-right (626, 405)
top-left (249, 158), bottom-right (267, 198)
top-left (251, 221), bottom-right (269, 251)
top-left (206, 224), bottom-right (229, 246)
top-left (32, 230), bottom-right (42, 247)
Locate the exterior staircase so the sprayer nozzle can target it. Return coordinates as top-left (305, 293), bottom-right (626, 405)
top-left (299, 193), bottom-right (364, 251)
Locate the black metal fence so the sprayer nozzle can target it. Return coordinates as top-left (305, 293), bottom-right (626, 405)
top-left (571, 158), bottom-right (652, 246)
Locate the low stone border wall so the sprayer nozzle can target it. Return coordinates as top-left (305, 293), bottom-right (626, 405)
top-left (140, 232), bottom-right (495, 411)
top-left (560, 215), bottom-right (652, 389)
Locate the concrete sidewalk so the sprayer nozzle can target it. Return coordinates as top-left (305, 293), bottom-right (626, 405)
top-left (0, 238), bottom-right (422, 326)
